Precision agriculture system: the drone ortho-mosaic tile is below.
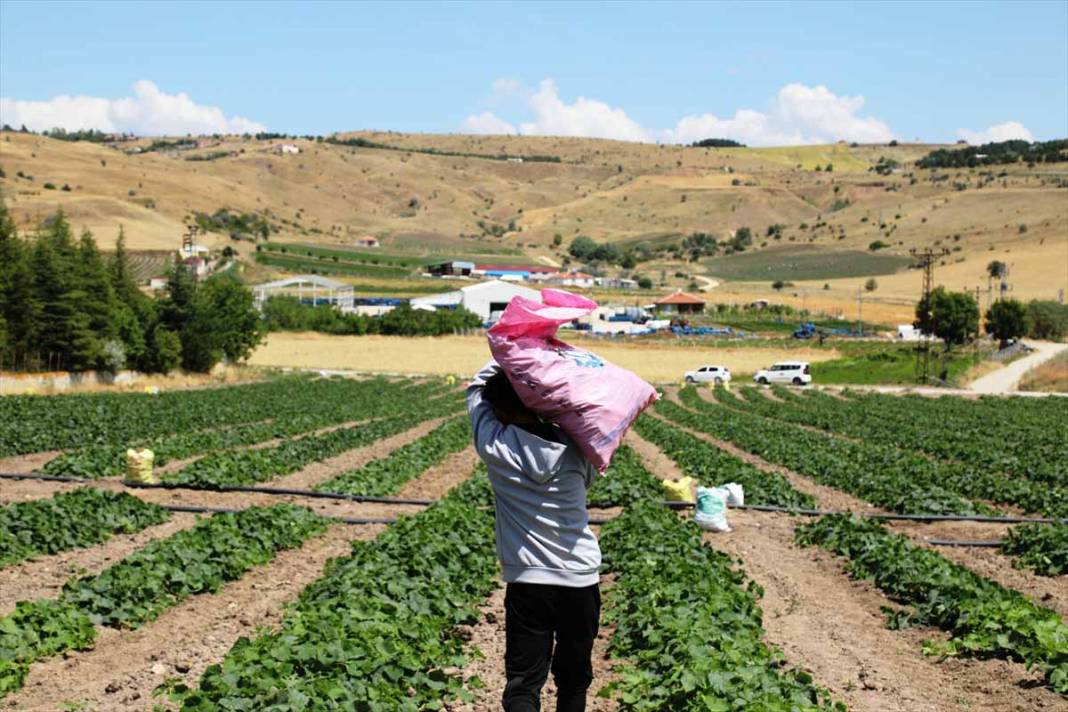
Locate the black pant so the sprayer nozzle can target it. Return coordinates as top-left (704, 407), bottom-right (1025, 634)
top-left (502, 581), bottom-right (600, 712)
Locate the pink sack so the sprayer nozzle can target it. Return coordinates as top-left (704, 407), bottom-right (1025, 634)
top-left (488, 289), bottom-right (659, 472)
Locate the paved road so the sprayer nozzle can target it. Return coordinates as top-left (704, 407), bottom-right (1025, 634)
top-left (970, 340), bottom-right (1067, 394)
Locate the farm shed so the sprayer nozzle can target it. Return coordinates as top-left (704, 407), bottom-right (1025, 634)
top-left (472, 264), bottom-right (555, 281)
top-left (355, 236), bottom-right (380, 248)
top-left (654, 290), bottom-right (706, 315)
top-left (410, 279), bottom-right (540, 322)
top-left (538, 271), bottom-right (595, 288)
top-left (426, 260), bottom-right (475, 277)
top-left (252, 274), bottom-right (354, 311)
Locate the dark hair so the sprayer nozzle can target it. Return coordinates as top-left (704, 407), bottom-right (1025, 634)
top-left (483, 370), bottom-right (528, 416)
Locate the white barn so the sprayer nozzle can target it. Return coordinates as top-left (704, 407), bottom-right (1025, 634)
top-left (410, 280), bottom-right (540, 322)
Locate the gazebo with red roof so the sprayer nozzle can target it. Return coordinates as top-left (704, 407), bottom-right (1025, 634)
top-left (654, 290), bottom-right (706, 314)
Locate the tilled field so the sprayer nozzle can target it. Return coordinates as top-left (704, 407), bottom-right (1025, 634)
top-left (0, 375), bottom-right (1064, 710)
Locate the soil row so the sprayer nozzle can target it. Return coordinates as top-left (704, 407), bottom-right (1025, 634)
top-left (2, 426), bottom-right (481, 711)
top-left (628, 412), bottom-right (1064, 712)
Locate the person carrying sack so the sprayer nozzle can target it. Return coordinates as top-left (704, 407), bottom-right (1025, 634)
top-left (467, 360), bottom-right (601, 712)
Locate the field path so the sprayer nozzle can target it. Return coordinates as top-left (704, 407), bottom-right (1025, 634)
top-left (705, 511), bottom-right (1056, 712)
top-left (6, 523), bottom-right (385, 711)
top-left (0, 514), bottom-right (200, 617)
top-left (626, 428), bottom-right (1062, 711)
top-left (970, 340), bottom-right (1068, 394)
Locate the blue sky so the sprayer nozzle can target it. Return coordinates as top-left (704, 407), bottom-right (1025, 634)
top-left (1, 0), bottom-right (1065, 145)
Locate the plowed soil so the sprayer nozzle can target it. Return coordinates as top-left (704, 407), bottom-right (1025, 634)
top-left (450, 579), bottom-right (620, 712)
top-left (6, 523), bottom-right (386, 711)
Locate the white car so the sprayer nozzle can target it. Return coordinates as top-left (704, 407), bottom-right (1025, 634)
top-left (753, 361), bottom-right (812, 386)
top-left (684, 365), bottom-right (732, 384)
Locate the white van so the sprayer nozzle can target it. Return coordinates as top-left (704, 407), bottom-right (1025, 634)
top-left (684, 365), bottom-right (732, 384)
top-left (753, 361), bottom-right (811, 386)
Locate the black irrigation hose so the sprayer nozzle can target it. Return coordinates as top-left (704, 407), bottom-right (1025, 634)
top-left (4, 471), bottom-right (1067, 526)
top-left (926, 539), bottom-right (1005, 548)
top-left (158, 505), bottom-right (1001, 546)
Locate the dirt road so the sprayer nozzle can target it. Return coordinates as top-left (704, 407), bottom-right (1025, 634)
top-left (970, 340), bottom-right (1067, 394)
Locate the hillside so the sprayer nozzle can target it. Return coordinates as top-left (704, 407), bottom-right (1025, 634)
top-left (1, 129), bottom-right (1065, 321)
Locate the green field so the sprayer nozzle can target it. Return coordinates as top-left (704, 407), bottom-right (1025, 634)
top-left (704, 245), bottom-right (913, 282)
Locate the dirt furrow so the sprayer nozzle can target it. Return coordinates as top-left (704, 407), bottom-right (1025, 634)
top-left (0, 449), bottom-right (64, 473)
top-left (269, 414), bottom-right (453, 490)
top-left (155, 416), bottom-right (372, 476)
top-left (6, 523), bottom-right (385, 712)
top-left (889, 519), bottom-right (1068, 620)
top-left (449, 577), bottom-right (619, 712)
top-left (649, 408), bottom-right (869, 512)
top-left (706, 510), bottom-right (1060, 712)
top-left (395, 447), bottom-right (480, 501)
top-left (0, 513), bottom-right (200, 616)
top-left (623, 428), bottom-right (685, 481)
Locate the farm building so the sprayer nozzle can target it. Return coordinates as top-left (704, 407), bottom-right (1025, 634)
top-left (276, 144), bottom-right (301, 155)
top-left (410, 279), bottom-right (540, 322)
top-left (181, 256), bottom-right (210, 278)
top-left (355, 236), bottom-right (380, 248)
top-left (252, 274), bottom-right (354, 311)
top-left (654, 290), bottom-right (706, 314)
top-left (472, 264), bottom-right (555, 281)
top-left (180, 244), bottom-right (210, 258)
top-left (426, 260), bottom-right (475, 277)
top-left (595, 276), bottom-right (638, 289)
top-left (538, 271), bottom-right (595, 288)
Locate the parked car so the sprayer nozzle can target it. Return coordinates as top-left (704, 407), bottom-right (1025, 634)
top-left (753, 361), bottom-right (811, 386)
top-left (684, 365), bottom-right (732, 384)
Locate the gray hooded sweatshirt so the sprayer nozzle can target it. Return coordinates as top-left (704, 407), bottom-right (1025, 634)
top-left (467, 361), bottom-right (601, 588)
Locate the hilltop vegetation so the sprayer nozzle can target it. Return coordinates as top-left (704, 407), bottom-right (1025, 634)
top-left (0, 129), bottom-right (1064, 313)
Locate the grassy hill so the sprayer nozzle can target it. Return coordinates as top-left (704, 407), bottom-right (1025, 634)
top-left (1, 129), bottom-right (1064, 322)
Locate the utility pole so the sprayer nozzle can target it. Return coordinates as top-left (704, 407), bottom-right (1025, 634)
top-left (910, 247), bottom-right (950, 384)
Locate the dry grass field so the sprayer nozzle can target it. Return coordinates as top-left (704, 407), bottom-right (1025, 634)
top-left (248, 332), bottom-right (839, 382)
top-left (1, 129), bottom-right (1064, 315)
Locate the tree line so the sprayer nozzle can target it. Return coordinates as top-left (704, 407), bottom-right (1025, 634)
top-left (0, 203), bottom-right (263, 374)
top-left (262, 297), bottom-right (482, 336)
top-left (916, 139), bottom-right (1068, 169)
top-left (915, 287), bottom-right (1067, 349)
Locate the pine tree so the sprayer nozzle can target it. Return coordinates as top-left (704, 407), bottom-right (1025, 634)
top-left (31, 213), bottom-right (99, 370)
top-left (0, 202), bottom-right (40, 367)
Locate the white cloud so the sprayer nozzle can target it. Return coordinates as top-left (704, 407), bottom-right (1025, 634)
top-left (462, 79), bottom-right (650, 142)
top-left (461, 111), bottom-right (516, 135)
top-left (463, 79), bottom-right (894, 146)
top-left (956, 121), bottom-right (1033, 145)
top-left (0, 80), bottom-right (266, 135)
top-left (519, 80), bottom-right (650, 142)
top-left (666, 83), bottom-right (891, 145)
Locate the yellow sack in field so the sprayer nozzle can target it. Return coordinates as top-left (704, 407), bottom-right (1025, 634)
top-left (662, 476), bottom-right (696, 503)
top-left (124, 448), bottom-right (157, 484)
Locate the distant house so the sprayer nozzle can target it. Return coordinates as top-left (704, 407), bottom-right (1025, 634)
top-left (594, 276), bottom-right (638, 290)
top-left (180, 244), bottom-right (210, 258)
top-left (749, 299), bottom-right (770, 310)
top-left (277, 144), bottom-right (300, 155)
top-left (411, 279), bottom-right (540, 322)
top-left (181, 256), bottom-right (209, 278)
top-left (544, 271), bottom-right (595, 288)
top-left (427, 260), bottom-right (475, 277)
top-left (355, 236), bottom-right (380, 248)
top-left (654, 290), bottom-right (706, 315)
top-left (148, 276), bottom-right (168, 290)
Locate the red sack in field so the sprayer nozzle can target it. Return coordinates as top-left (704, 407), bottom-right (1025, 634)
top-left (487, 289), bottom-right (658, 472)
